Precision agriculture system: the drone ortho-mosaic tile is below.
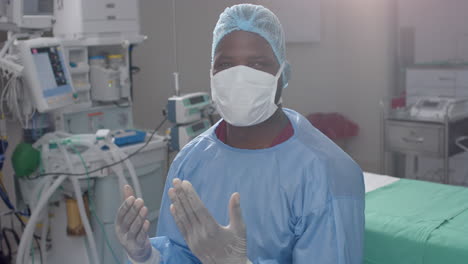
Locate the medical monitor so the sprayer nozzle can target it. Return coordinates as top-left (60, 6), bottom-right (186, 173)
top-left (19, 38), bottom-right (75, 112)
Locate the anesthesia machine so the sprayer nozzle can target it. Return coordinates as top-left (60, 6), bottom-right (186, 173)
top-left (0, 0), bottom-right (195, 263)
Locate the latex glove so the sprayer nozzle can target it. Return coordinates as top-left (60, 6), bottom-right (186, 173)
top-left (168, 178), bottom-right (249, 264)
top-left (115, 185), bottom-right (155, 263)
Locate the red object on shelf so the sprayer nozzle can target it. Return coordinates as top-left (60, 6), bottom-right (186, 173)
top-left (391, 92), bottom-right (407, 109)
top-left (307, 113), bottom-right (359, 140)
top-left (391, 96), bottom-right (406, 109)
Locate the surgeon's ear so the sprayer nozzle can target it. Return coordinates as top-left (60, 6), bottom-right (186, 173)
top-left (274, 76), bottom-right (283, 105)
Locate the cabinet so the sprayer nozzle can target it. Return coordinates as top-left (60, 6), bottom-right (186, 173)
top-left (82, 0), bottom-right (138, 21)
top-left (406, 68), bottom-right (468, 104)
top-left (53, 0), bottom-right (141, 40)
top-left (381, 98), bottom-right (468, 185)
top-left (456, 71), bottom-right (468, 97)
top-left (385, 120), bottom-right (444, 157)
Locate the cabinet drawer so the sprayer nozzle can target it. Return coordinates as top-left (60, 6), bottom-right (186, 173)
top-left (407, 69), bottom-right (456, 88)
top-left (83, 0), bottom-right (138, 21)
top-left (455, 70), bottom-right (468, 87)
top-left (385, 121), bottom-right (444, 157)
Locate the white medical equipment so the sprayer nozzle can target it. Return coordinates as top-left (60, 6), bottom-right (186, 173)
top-left (18, 37), bottom-right (76, 112)
top-left (0, 1), bottom-right (165, 263)
top-left (409, 97), bottom-right (468, 121)
top-left (50, 42), bottom-right (138, 133)
top-left (166, 92), bottom-right (214, 151)
top-left (406, 68), bottom-right (468, 105)
top-left (167, 92), bottom-right (211, 124)
top-left (54, 104), bottom-right (133, 134)
top-left (89, 54), bottom-right (130, 102)
top-left (16, 131), bottom-right (167, 264)
top-left (0, 0), bottom-right (145, 127)
top-left (53, 0), bottom-right (142, 41)
top-left (0, 0), bottom-right (53, 30)
top-left (170, 119), bottom-right (211, 151)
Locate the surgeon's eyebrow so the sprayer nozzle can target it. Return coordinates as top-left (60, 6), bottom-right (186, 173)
top-left (215, 55), bottom-right (235, 61)
top-left (248, 55), bottom-right (270, 60)
top-left (215, 55), bottom-right (271, 60)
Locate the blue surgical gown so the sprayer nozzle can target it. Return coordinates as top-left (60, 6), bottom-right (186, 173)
top-left (152, 108), bottom-right (365, 264)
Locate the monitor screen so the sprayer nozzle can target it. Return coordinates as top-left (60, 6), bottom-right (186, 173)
top-left (191, 122), bottom-right (206, 132)
top-left (422, 101), bottom-right (440, 108)
top-left (189, 95), bottom-right (205, 105)
top-left (23, 0), bottom-right (53, 15)
top-left (31, 46), bottom-right (71, 98)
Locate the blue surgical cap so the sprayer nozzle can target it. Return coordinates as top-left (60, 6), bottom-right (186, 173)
top-left (212, 4), bottom-right (291, 88)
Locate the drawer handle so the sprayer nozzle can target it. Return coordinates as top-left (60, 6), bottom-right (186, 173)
top-left (402, 136), bottom-right (424, 144)
top-left (439, 77), bottom-right (454, 81)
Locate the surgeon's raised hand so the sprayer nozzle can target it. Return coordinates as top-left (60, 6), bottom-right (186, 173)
top-left (168, 179), bottom-right (249, 264)
top-left (115, 185), bottom-right (153, 262)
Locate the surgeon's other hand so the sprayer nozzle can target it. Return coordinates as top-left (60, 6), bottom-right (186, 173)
top-left (168, 178), bottom-right (248, 264)
top-left (115, 185), bottom-right (152, 262)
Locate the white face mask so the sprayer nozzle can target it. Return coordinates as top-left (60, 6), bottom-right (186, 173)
top-left (211, 63), bottom-right (284, 127)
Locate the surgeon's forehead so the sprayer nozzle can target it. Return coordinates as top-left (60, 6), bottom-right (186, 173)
top-left (214, 31), bottom-right (276, 60)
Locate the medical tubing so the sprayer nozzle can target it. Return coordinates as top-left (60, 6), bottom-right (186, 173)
top-left (456, 136), bottom-right (468, 152)
top-left (32, 132), bottom-right (73, 157)
top-left (40, 205), bottom-right (49, 264)
top-left (31, 136), bottom-right (59, 210)
top-left (108, 151), bottom-right (129, 198)
top-left (108, 150), bottom-right (131, 198)
top-left (173, 72), bottom-right (180, 96)
top-left (0, 183), bottom-right (14, 210)
top-left (110, 144), bottom-right (142, 198)
top-left (30, 178), bottom-right (49, 209)
top-left (53, 131), bottom-right (73, 138)
top-left (96, 144), bottom-right (129, 198)
top-left (58, 143), bottom-right (100, 264)
top-left (28, 173), bottom-right (51, 263)
top-left (118, 150), bottom-right (142, 199)
top-left (71, 146), bottom-right (121, 264)
top-left (2, 228), bottom-right (13, 260)
top-left (40, 142), bottom-right (50, 173)
top-left (16, 175), bottom-right (67, 264)
top-left (71, 177), bottom-right (101, 264)
top-left (30, 176), bottom-right (52, 211)
top-left (24, 147), bottom-right (52, 264)
top-left (0, 33), bottom-right (15, 58)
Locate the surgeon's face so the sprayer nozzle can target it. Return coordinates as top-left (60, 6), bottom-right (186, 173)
top-left (212, 30), bottom-right (283, 103)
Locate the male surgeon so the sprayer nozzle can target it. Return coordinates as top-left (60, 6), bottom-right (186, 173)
top-left (115, 4), bottom-right (365, 264)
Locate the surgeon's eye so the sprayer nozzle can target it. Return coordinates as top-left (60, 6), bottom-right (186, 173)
top-left (249, 61), bottom-right (267, 70)
top-left (216, 62), bottom-right (233, 70)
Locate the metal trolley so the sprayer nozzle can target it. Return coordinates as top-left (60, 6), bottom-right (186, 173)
top-left (380, 97), bottom-right (468, 185)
